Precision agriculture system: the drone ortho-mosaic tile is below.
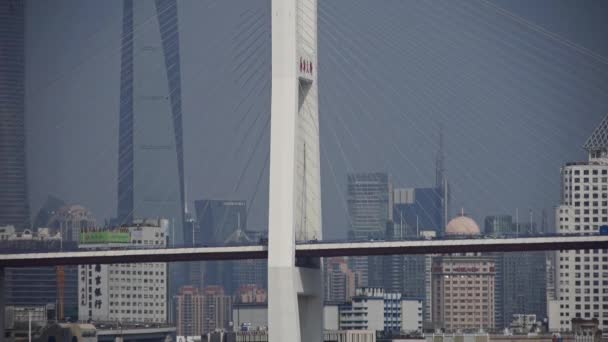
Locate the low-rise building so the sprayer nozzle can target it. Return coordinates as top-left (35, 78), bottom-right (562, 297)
top-left (339, 287), bottom-right (420, 334)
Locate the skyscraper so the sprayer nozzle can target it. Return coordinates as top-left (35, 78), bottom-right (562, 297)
top-left (549, 114), bottom-right (608, 332)
top-left (484, 215), bottom-right (547, 329)
top-left (347, 172), bottom-right (392, 240)
top-left (194, 199), bottom-right (247, 293)
top-left (176, 286), bottom-right (205, 336)
top-left (116, 0), bottom-right (185, 245)
top-left (0, 0), bottom-right (29, 230)
top-left (347, 172), bottom-right (392, 287)
top-left (393, 187), bottom-right (443, 236)
top-left (435, 126), bottom-right (450, 230)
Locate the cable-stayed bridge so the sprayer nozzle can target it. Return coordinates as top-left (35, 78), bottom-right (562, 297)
top-left (0, 235), bottom-right (607, 268)
top-left (3, 0), bottom-right (608, 341)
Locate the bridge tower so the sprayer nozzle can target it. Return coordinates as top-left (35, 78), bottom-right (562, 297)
top-left (268, 0), bottom-right (323, 341)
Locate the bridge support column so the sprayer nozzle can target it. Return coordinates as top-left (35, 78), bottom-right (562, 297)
top-left (268, 0), bottom-right (322, 340)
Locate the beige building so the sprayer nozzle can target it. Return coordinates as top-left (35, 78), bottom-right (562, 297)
top-left (202, 286), bottom-right (233, 334)
top-left (432, 215), bottom-right (496, 332)
top-left (324, 257), bottom-right (358, 302)
top-left (176, 286), bottom-right (205, 336)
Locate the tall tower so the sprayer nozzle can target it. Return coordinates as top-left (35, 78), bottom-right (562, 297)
top-left (116, 0), bottom-right (185, 244)
top-left (0, 0), bottom-right (29, 230)
top-left (267, 0), bottom-right (323, 341)
top-left (435, 126), bottom-right (449, 230)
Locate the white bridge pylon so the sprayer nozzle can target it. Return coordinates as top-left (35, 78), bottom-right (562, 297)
top-left (267, 0), bottom-right (323, 341)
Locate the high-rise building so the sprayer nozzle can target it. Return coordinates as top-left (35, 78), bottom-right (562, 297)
top-left (435, 126), bottom-right (450, 230)
top-left (549, 114), bottom-right (608, 332)
top-left (194, 199), bottom-right (247, 294)
top-left (116, 0), bottom-right (185, 244)
top-left (500, 251), bottom-right (547, 328)
top-left (347, 172), bottom-right (392, 288)
top-left (78, 219), bottom-right (168, 323)
top-left (324, 257), bottom-right (357, 303)
top-left (201, 286), bottom-right (233, 334)
top-left (347, 172), bottom-right (392, 240)
top-left (115, 0), bottom-right (187, 311)
top-left (0, 0), bottom-right (29, 230)
top-left (195, 200), bottom-right (247, 244)
top-left (176, 286), bottom-right (204, 336)
top-left (483, 215), bottom-right (547, 329)
top-left (393, 187), bottom-right (443, 237)
top-left (431, 215), bottom-right (496, 332)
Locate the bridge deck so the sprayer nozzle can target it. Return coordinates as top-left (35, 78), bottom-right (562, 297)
top-left (1, 235), bottom-right (607, 267)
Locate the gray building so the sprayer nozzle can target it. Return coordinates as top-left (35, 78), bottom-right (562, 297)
top-left (484, 215), bottom-right (547, 329)
top-left (347, 172), bottom-right (392, 288)
top-left (116, 0), bottom-right (186, 245)
top-left (0, 0), bottom-right (29, 230)
top-left (2, 234), bottom-right (79, 320)
top-left (194, 199), bottom-right (247, 294)
top-left (500, 251), bottom-right (547, 329)
top-left (115, 0), bottom-right (187, 308)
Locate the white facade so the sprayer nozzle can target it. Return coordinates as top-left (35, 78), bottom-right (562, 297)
top-left (339, 288), bottom-right (416, 333)
top-left (323, 330), bottom-right (377, 342)
top-left (78, 219), bottom-right (168, 323)
top-left (232, 304), bottom-right (268, 331)
top-left (551, 159), bottom-right (608, 332)
top-left (324, 304), bottom-right (340, 330)
top-left (401, 299), bottom-right (423, 333)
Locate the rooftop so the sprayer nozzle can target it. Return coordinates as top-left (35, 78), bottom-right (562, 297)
top-left (583, 113), bottom-right (608, 152)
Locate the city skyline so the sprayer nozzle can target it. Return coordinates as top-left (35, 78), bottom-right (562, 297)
top-left (2, 1), bottom-right (608, 340)
top-left (21, 1), bottom-right (608, 239)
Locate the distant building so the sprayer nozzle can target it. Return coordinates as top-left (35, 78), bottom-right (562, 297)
top-left (324, 257), bottom-right (358, 302)
top-left (500, 251), bottom-right (547, 330)
top-left (176, 286), bottom-right (204, 336)
top-left (201, 286), bottom-right (233, 334)
top-left (235, 284), bottom-right (267, 304)
top-left (0, 0), bottom-right (30, 231)
top-left (484, 215), bottom-right (515, 237)
top-left (32, 195), bottom-right (66, 231)
top-left (47, 204), bottom-right (96, 242)
top-left (194, 200), bottom-right (247, 245)
top-left (347, 172), bottom-right (392, 288)
top-left (77, 219), bottom-right (168, 323)
top-left (550, 114), bottom-right (608, 332)
top-left (2, 228), bottom-right (78, 320)
top-left (194, 199), bottom-right (247, 293)
top-left (339, 287), bottom-right (420, 334)
top-left (484, 215), bottom-right (547, 330)
top-left (347, 172), bottom-right (392, 240)
top-left (393, 188), bottom-right (442, 237)
top-left (431, 215), bottom-right (496, 332)
top-left (229, 229), bottom-right (267, 292)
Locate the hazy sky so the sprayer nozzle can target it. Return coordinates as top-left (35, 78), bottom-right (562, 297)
top-left (25, 0), bottom-right (608, 239)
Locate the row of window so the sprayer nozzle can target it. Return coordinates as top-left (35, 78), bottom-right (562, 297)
top-left (564, 169), bottom-right (608, 175)
top-left (109, 301), bottom-right (163, 307)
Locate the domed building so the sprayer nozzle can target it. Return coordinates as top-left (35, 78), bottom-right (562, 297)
top-left (431, 211), bottom-right (496, 332)
top-left (445, 214), bottom-right (480, 236)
